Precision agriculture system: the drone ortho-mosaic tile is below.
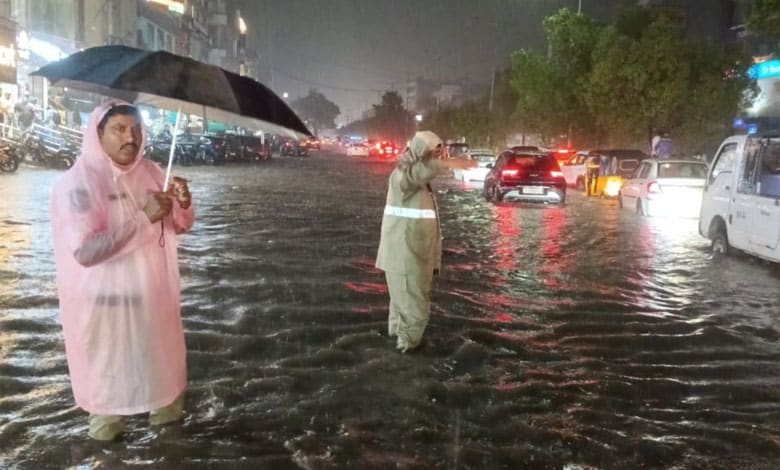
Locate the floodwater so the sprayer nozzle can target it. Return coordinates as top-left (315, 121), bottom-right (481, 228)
top-left (2, 151), bottom-right (780, 469)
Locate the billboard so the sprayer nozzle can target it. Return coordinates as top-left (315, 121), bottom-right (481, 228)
top-left (0, 18), bottom-right (16, 84)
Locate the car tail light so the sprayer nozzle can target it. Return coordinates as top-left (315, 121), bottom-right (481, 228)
top-left (375, 143), bottom-right (381, 150)
top-left (502, 169), bottom-right (518, 177)
top-left (550, 170), bottom-right (563, 178)
top-left (647, 182), bottom-right (662, 194)
top-left (379, 149), bottom-right (384, 155)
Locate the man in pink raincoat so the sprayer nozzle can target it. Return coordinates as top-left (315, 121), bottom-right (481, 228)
top-left (51, 101), bottom-right (194, 441)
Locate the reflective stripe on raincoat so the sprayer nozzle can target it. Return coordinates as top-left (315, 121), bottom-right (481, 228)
top-left (50, 101), bottom-right (194, 415)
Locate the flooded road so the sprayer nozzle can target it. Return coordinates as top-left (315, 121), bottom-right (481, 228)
top-left (2, 151), bottom-right (780, 469)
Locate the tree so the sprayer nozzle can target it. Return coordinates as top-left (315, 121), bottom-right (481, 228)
top-left (290, 89), bottom-right (340, 135)
top-left (544, 8), bottom-right (602, 146)
top-left (748, 0), bottom-right (780, 45)
top-left (586, 15), bottom-right (690, 147)
top-left (507, 8), bottom-right (602, 146)
top-left (677, 42), bottom-right (756, 155)
top-left (371, 91), bottom-right (412, 143)
top-left (509, 49), bottom-right (568, 141)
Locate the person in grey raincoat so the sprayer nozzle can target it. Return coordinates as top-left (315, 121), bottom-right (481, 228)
top-left (375, 131), bottom-right (474, 352)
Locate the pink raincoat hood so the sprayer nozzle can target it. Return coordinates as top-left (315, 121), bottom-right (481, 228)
top-left (50, 101), bottom-right (194, 415)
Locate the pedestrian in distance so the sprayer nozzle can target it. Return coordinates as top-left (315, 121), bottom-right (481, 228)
top-left (375, 130), bottom-right (475, 353)
top-left (50, 101), bottom-right (194, 441)
top-left (652, 130), bottom-right (674, 159)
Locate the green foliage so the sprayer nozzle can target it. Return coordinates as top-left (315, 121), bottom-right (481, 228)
top-left (340, 91), bottom-right (412, 142)
top-left (509, 49), bottom-right (567, 140)
top-left (677, 43), bottom-right (756, 154)
top-left (371, 91), bottom-right (412, 143)
top-left (509, 8), bottom-right (602, 146)
top-left (290, 89), bottom-right (340, 135)
top-left (749, 0), bottom-right (780, 44)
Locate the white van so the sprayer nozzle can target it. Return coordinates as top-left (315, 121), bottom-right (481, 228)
top-left (699, 134), bottom-right (780, 261)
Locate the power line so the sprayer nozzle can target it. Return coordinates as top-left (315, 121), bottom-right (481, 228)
top-left (271, 66), bottom-right (390, 94)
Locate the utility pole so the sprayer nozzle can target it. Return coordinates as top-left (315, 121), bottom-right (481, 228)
top-left (107, 0), bottom-right (113, 44)
top-left (405, 72), bottom-right (410, 139)
top-left (487, 66), bottom-right (495, 148)
top-left (488, 66), bottom-right (495, 114)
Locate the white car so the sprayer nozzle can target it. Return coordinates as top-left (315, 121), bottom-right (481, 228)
top-left (561, 151), bottom-right (589, 189)
top-left (346, 143), bottom-right (369, 157)
top-left (453, 151), bottom-right (497, 182)
top-left (619, 159), bottom-right (708, 217)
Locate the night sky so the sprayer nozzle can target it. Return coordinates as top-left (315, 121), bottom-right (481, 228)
top-left (239, 0), bottom-right (630, 125)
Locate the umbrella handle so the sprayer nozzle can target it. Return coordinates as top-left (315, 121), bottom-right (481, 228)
top-left (163, 106), bottom-right (182, 191)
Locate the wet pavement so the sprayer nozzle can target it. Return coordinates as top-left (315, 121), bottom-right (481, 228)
top-left (2, 151), bottom-right (780, 469)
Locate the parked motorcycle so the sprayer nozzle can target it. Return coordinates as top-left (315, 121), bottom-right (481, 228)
top-left (18, 132), bottom-right (75, 170)
top-left (280, 139), bottom-right (309, 157)
top-left (0, 143), bottom-right (21, 173)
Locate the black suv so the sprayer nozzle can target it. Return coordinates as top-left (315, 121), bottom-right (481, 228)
top-left (483, 151), bottom-right (566, 204)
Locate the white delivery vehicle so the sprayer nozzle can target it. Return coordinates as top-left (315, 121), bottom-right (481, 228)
top-left (699, 134), bottom-right (780, 261)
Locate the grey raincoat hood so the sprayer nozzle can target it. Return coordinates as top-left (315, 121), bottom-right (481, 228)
top-left (398, 131), bottom-right (443, 169)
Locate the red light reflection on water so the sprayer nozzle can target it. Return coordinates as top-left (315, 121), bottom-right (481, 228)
top-left (342, 282), bottom-right (387, 295)
top-left (540, 208), bottom-right (567, 289)
top-left (486, 204), bottom-right (522, 322)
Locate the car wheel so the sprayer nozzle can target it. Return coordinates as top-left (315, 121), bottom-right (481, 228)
top-left (636, 199), bottom-right (645, 216)
top-left (484, 183), bottom-right (493, 201)
top-left (493, 186), bottom-right (503, 202)
top-left (711, 225), bottom-right (731, 255)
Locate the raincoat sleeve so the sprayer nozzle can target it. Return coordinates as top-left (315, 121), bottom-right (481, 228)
top-left (54, 187), bottom-right (159, 268)
top-left (171, 202), bottom-right (194, 234)
top-left (400, 160), bottom-right (442, 194)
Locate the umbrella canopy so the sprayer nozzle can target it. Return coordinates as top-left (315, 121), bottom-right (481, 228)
top-left (31, 45), bottom-right (311, 138)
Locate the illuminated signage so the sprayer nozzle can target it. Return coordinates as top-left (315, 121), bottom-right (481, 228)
top-left (147, 0), bottom-right (185, 14)
top-left (749, 60), bottom-right (780, 80)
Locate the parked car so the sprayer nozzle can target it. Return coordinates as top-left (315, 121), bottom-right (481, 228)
top-left (347, 142), bottom-right (370, 157)
top-left (585, 149), bottom-right (646, 197)
top-left (700, 134), bottom-right (780, 262)
top-left (225, 134), bottom-right (270, 161)
top-left (453, 150), bottom-right (496, 182)
top-left (561, 150), bottom-right (589, 189)
top-left (619, 158), bottom-right (708, 217)
top-left (483, 150), bottom-right (566, 204)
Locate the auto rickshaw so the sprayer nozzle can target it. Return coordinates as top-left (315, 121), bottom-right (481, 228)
top-left (584, 149), bottom-right (646, 197)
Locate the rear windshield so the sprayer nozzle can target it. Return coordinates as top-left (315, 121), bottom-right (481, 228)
top-left (658, 162), bottom-right (708, 178)
top-left (508, 155), bottom-right (559, 170)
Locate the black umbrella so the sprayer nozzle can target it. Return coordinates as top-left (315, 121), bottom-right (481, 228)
top-left (32, 45), bottom-right (311, 186)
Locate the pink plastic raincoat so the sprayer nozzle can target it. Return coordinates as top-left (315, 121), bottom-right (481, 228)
top-left (51, 101), bottom-right (194, 415)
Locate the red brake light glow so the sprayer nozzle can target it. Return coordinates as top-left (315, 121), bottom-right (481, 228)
top-left (550, 170), bottom-right (563, 178)
top-left (502, 169), bottom-right (518, 177)
top-left (647, 182), bottom-right (662, 194)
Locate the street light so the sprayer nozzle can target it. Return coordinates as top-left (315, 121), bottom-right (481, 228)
top-left (283, 92), bottom-right (289, 99)
top-left (415, 113), bottom-right (423, 122)
top-left (238, 13), bottom-right (247, 76)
